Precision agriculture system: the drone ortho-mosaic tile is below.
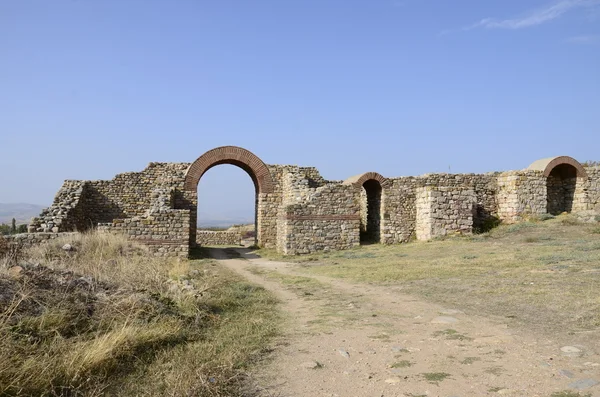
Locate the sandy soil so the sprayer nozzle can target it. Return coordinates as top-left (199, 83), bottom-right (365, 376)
top-left (208, 248), bottom-right (600, 397)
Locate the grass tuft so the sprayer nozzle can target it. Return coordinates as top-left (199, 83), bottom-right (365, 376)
top-left (421, 372), bottom-right (451, 384)
top-left (550, 391), bottom-right (592, 397)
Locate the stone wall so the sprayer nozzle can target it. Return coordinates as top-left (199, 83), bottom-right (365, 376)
top-left (97, 188), bottom-right (190, 257)
top-left (29, 181), bottom-right (87, 233)
top-left (29, 163), bottom-right (189, 233)
top-left (5, 232), bottom-right (78, 248)
top-left (584, 167), bottom-right (600, 211)
top-left (277, 183), bottom-right (360, 255)
top-left (497, 171), bottom-right (547, 223)
top-left (24, 148), bottom-right (600, 257)
top-left (415, 186), bottom-right (476, 241)
top-left (196, 231), bottom-right (241, 246)
top-left (381, 173), bottom-right (498, 243)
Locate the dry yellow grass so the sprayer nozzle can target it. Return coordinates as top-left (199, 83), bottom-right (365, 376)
top-left (0, 233), bottom-right (279, 396)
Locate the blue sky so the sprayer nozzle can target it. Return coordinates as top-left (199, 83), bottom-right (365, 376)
top-left (1, 1), bottom-right (599, 222)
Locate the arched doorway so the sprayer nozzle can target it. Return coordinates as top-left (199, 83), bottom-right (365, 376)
top-left (547, 164), bottom-right (578, 215)
top-left (528, 156), bottom-right (588, 215)
top-left (344, 172), bottom-right (386, 244)
top-left (197, 165), bottom-right (256, 244)
top-left (183, 146), bottom-right (275, 247)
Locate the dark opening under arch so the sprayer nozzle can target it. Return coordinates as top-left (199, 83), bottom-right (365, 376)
top-left (343, 172), bottom-right (387, 245)
top-left (361, 179), bottom-right (382, 243)
top-left (546, 164), bottom-right (578, 215)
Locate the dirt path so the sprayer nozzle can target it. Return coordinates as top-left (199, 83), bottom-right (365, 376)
top-left (208, 248), bottom-right (600, 397)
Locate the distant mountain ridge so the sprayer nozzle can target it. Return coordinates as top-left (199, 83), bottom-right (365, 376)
top-left (197, 211), bottom-right (254, 228)
top-left (0, 203), bottom-right (253, 228)
top-left (0, 203), bottom-right (45, 225)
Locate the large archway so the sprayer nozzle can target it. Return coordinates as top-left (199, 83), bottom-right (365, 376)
top-left (183, 146), bottom-right (275, 247)
top-left (527, 156), bottom-right (588, 215)
top-left (344, 172), bottom-right (387, 244)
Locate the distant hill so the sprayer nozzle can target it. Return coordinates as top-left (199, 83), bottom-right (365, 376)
top-left (0, 204), bottom-right (253, 228)
top-left (197, 211), bottom-right (254, 228)
top-left (0, 203), bottom-right (45, 225)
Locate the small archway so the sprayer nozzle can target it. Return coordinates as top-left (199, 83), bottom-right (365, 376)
top-left (183, 146), bottom-right (274, 247)
top-left (344, 172), bottom-right (387, 244)
top-left (527, 156), bottom-right (587, 215)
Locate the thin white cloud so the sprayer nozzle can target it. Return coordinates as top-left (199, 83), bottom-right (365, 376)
top-left (466, 0), bottom-right (600, 30)
top-left (564, 34), bottom-right (600, 42)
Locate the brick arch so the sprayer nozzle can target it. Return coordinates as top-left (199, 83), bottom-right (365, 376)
top-left (184, 146), bottom-right (274, 193)
top-left (343, 172), bottom-right (387, 187)
top-left (527, 156), bottom-right (587, 179)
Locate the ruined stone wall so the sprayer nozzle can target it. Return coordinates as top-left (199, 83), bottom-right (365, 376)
top-left (359, 188), bottom-right (368, 233)
top-left (30, 163), bottom-right (189, 233)
top-left (380, 177), bottom-right (417, 244)
top-left (277, 183), bottom-right (360, 255)
top-left (6, 232), bottom-right (78, 248)
top-left (97, 188), bottom-right (190, 257)
top-left (26, 149), bottom-right (600, 258)
top-left (382, 173), bottom-right (498, 243)
top-left (83, 163), bottom-right (189, 221)
top-left (497, 171), bottom-right (547, 223)
top-left (584, 167), bottom-right (600, 211)
top-left (415, 186), bottom-right (476, 241)
top-left (269, 164), bottom-right (332, 252)
top-left (29, 181), bottom-right (87, 233)
top-left (196, 231), bottom-right (241, 246)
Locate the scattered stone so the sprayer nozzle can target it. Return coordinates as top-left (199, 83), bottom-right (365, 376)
top-left (384, 378), bottom-right (401, 384)
top-left (61, 244), bottom-right (73, 251)
top-left (559, 369), bottom-right (575, 378)
top-left (568, 378), bottom-right (599, 390)
top-left (338, 349), bottom-right (350, 359)
top-left (584, 362), bottom-right (600, 367)
top-left (561, 346), bottom-right (583, 357)
top-left (406, 347), bottom-right (421, 353)
top-left (300, 361), bottom-right (322, 370)
top-left (431, 316), bottom-right (459, 324)
top-left (7, 266), bottom-right (24, 279)
top-left (391, 346), bottom-right (407, 353)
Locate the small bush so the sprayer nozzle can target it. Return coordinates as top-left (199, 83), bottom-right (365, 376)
top-left (582, 160), bottom-right (600, 167)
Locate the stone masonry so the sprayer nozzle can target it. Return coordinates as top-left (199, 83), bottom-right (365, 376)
top-left (196, 231), bottom-right (241, 246)
top-left (20, 147), bottom-right (600, 257)
top-left (416, 186), bottom-right (476, 241)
